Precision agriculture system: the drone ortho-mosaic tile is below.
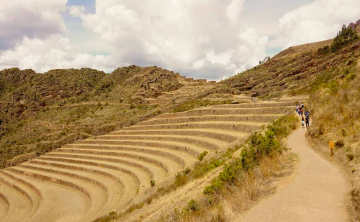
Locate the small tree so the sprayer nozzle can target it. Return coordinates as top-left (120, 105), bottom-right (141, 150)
top-left (330, 25), bottom-right (359, 52)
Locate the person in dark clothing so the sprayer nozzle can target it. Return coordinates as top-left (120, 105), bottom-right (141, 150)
top-left (305, 110), bottom-right (310, 128)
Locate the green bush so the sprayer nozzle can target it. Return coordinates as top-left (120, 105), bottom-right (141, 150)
top-left (187, 199), bottom-right (198, 212)
top-left (198, 151), bottom-right (208, 161)
top-left (150, 179), bottom-right (156, 187)
top-left (318, 45), bottom-right (330, 55)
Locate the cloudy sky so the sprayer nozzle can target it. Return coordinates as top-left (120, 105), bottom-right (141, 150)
top-left (0, 0), bottom-right (360, 80)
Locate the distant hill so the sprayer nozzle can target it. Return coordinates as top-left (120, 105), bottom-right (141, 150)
top-left (0, 66), bottom-right (187, 167)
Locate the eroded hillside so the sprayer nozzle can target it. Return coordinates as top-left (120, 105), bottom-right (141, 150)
top-left (0, 66), bottom-right (215, 168)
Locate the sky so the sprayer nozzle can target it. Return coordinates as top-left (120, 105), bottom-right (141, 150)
top-left (0, 0), bottom-right (360, 80)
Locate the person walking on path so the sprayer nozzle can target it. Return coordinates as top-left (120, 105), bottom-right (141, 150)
top-left (305, 110), bottom-right (310, 128)
top-left (301, 115), bottom-right (305, 128)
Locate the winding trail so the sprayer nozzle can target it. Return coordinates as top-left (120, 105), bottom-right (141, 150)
top-left (237, 127), bottom-right (349, 222)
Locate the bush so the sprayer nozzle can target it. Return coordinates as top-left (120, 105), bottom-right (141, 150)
top-left (175, 172), bottom-right (187, 187)
top-left (150, 179), bottom-right (156, 187)
top-left (347, 153), bottom-right (355, 161)
top-left (335, 139), bottom-right (345, 148)
top-left (187, 199), bottom-right (198, 212)
top-left (198, 151), bottom-right (208, 161)
top-left (318, 45), bottom-right (330, 55)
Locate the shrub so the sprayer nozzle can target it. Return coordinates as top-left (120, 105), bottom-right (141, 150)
top-left (150, 179), bottom-right (156, 187)
top-left (184, 168), bottom-right (191, 174)
top-left (175, 172), bottom-right (187, 187)
top-left (198, 151), bottom-right (208, 161)
top-left (347, 153), bottom-right (355, 161)
top-left (335, 139), bottom-right (345, 148)
top-left (187, 199), bottom-right (198, 212)
top-left (318, 45), bottom-right (330, 55)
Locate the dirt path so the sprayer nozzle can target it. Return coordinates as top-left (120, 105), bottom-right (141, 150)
top-left (237, 127), bottom-right (349, 222)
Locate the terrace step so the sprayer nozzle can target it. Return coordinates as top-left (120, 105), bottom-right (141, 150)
top-left (36, 156), bottom-right (145, 188)
top-left (54, 148), bottom-right (182, 176)
top-left (124, 121), bottom-right (264, 133)
top-left (10, 166), bottom-right (107, 221)
top-left (0, 171), bottom-right (42, 220)
top-left (110, 129), bottom-right (249, 143)
top-left (62, 144), bottom-right (192, 167)
top-left (4, 169), bottom-right (88, 222)
top-left (0, 178), bottom-right (32, 222)
top-left (214, 103), bottom-right (295, 108)
top-left (0, 192), bottom-right (8, 221)
top-left (157, 107), bottom-right (293, 118)
top-left (74, 139), bottom-right (209, 157)
top-left (89, 134), bottom-right (225, 151)
top-left (137, 114), bottom-right (282, 126)
top-left (25, 161), bottom-right (123, 214)
top-left (44, 153), bottom-right (166, 182)
top-left (28, 158), bottom-right (135, 209)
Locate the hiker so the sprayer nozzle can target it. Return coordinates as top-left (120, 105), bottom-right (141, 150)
top-left (296, 104), bottom-right (299, 113)
top-left (305, 110), bottom-right (310, 128)
top-left (301, 115), bottom-right (305, 128)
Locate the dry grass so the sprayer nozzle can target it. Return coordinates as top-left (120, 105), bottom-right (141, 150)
top-left (161, 152), bottom-right (298, 222)
top-left (307, 58), bottom-right (360, 221)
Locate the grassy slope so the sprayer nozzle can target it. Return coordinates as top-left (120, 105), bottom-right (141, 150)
top-left (0, 66), bottom-right (182, 168)
top-left (307, 59), bottom-right (360, 221)
top-left (224, 26), bottom-right (360, 99)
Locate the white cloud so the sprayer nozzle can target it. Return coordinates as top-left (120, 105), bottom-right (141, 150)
top-left (0, 0), bottom-right (67, 49)
top-left (0, 35), bottom-right (116, 73)
top-left (67, 0), bottom-right (268, 79)
top-left (191, 59), bottom-right (206, 70)
top-left (275, 0), bottom-right (360, 48)
top-left (227, 0), bottom-right (245, 25)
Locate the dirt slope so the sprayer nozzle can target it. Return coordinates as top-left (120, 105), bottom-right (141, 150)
top-left (236, 127), bottom-right (349, 222)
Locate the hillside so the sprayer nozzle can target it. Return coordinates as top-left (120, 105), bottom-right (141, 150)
top-left (0, 22), bottom-right (360, 222)
top-left (224, 25), bottom-right (360, 99)
top-left (0, 66), bottom-right (215, 168)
